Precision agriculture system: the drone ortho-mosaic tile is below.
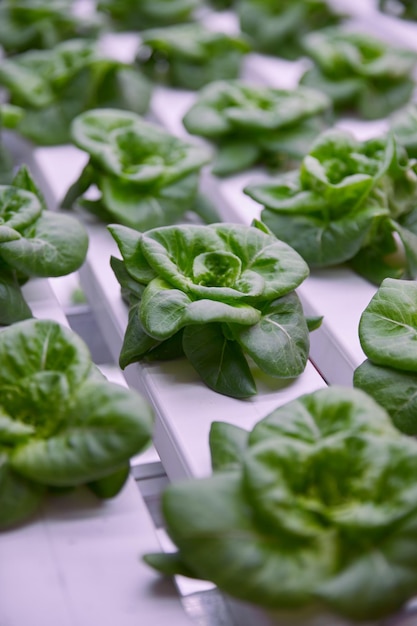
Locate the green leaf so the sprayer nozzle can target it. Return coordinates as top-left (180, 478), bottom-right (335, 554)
top-left (392, 220), bottom-right (417, 278)
top-left (182, 323), bottom-right (256, 398)
top-left (119, 303), bottom-right (160, 369)
top-left (230, 292), bottom-right (309, 378)
top-left (358, 278), bottom-right (417, 371)
top-left (0, 455), bottom-right (44, 530)
top-left (209, 421), bottom-right (249, 472)
top-left (0, 211), bottom-right (88, 277)
top-left (140, 277), bottom-right (261, 340)
top-left (0, 319), bottom-right (92, 391)
top-left (261, 203), bottom-right (387, 267)
top-left (212, 140), bottom-right (261, 176)
top-left (11, 380), bottom-right (153, 486)
top-left (87, 463), bottom-right (130, 499)
top-left (354, 360), bottom-right (417, 435)
top-left (0, 273), bottom-right (32, 325)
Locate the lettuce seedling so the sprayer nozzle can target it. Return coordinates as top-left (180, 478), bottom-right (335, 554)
top-left (354, 278), bottom-right (417, 435)
top-left (109, 220), bottom-right (314, 398)
top-left (0, 39), bottom-right (152, 145)
top-left (0, 166), bottom-right (88, 325)
top-left (97, 0), bottom-right (202, 30)
top-left (62, 108), bottom-right (213, 230)
top-left (145, 385), bottom-right (417, 621)
top-left (136, 23), bottom-right (251, 90)
top-left (0, 318), bottom-right (153, 529)
top-left (245, 128), bottom-right (417, 284)
top-left (183, 80), bottom-right (331, 176)
top-left (237, 0), bottom-right (344, 59)
top-left (300, 28), bottom-right (417, 119)
top-left (0, 0), bottom-right (103, 55)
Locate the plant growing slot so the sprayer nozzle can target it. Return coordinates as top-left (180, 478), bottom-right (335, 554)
top-left (0, 166), bottom-right (88, 326)
top-left (183, 80), bottom-right (331, 176)
top-left (109, 220), bottom-right (317, 399)
top-left (145, 386), bottom-right (417, 622)
top-left (237, 0), bottom-right (344, 59)
top-left (0, 39), bottom-right (152, 145)
top-left (62, 108), bottom-right (213, 230)
top-left (300, 28), bottom-right (417, 119)
top-left (136, 23), bottom-right (251, 90)
top-left (0, 318), bottom-right (154, 529)
top-left (245, 128), bottom-right (417, 285)
top-left (354, 278), bottom-right (417, 435)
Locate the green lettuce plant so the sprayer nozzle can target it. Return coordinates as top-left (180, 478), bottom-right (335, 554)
top-left (0, 39), bottom-right (152, 145)
top-left (244, 128), bottom-right (417, 284)
top-left (300, 28), bottom-right (417, 119)
top-left (0, 318), bottom-right (154, 529)
top-left (144, 385), bottom-right (417, 621)
top-left (110, 220), bottom-right (315, 398)
top-left (62, 108), bottom-right (214, 230)
top-left (0, 166), bottom-right (88, 326)
top-left (136, 23), bottom-right (251, 90)
top-left (183, 80), bottom-right (331, 176)
top-left (0, 0), bottom-right (102, 55)
top-left (237, 0), bottom-right (344, 59)
top-left (379, 0), bottom-right (417, 20)
top-left (97, 0), bottom-right (202, 30)
top-left (354, 278), bottom-right (417, 435)
top-left (391, 103), bottom-right (417, 159)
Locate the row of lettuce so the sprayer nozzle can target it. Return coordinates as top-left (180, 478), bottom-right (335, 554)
top-left (0, 0), bottom-right (415, 59)
top-left (2, 102), bottom-right (417, 621)
top-left (2, 0), bottom-right (417, 623)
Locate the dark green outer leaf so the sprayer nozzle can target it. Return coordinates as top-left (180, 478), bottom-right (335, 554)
top-left (0, 211), bottom-right (88, 277)
top-left (11, 380), bottom-right (153, 486)
top-left (109, 225), bottom-right (156, 285)
top-left (87, 463), bottom-right (130, 499)
top-left (358, 278), bottom-right (417, 371)
top-left (0, 456), bottom-right (44, 530)
top-left (392, 220), bottom-right (417, 278)
top-left (261, 203), bottom-right (386, 267)
top-left (182, 323), bottom-right (256, 398)
top-left (230, 292), bottom-right (309, 378)
top-left (354, 360), bottom-right (417, 435)
top-left (0, 274), bottom-right (32, 325)
top-left (119, 303), bottom-right (160, 369)
top-left (100, 171), bottom-right (199, 230)
top-left (209, 421), bottom-right (249, 472)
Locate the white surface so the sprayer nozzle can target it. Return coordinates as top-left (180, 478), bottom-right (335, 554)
top-left (22, 278), bottom-right (70, 326)
top-left (0, 479), bottom-right (192, 626)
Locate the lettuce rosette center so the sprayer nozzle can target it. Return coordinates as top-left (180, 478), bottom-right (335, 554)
top-left (110, 221), bottom-right (313, 397)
